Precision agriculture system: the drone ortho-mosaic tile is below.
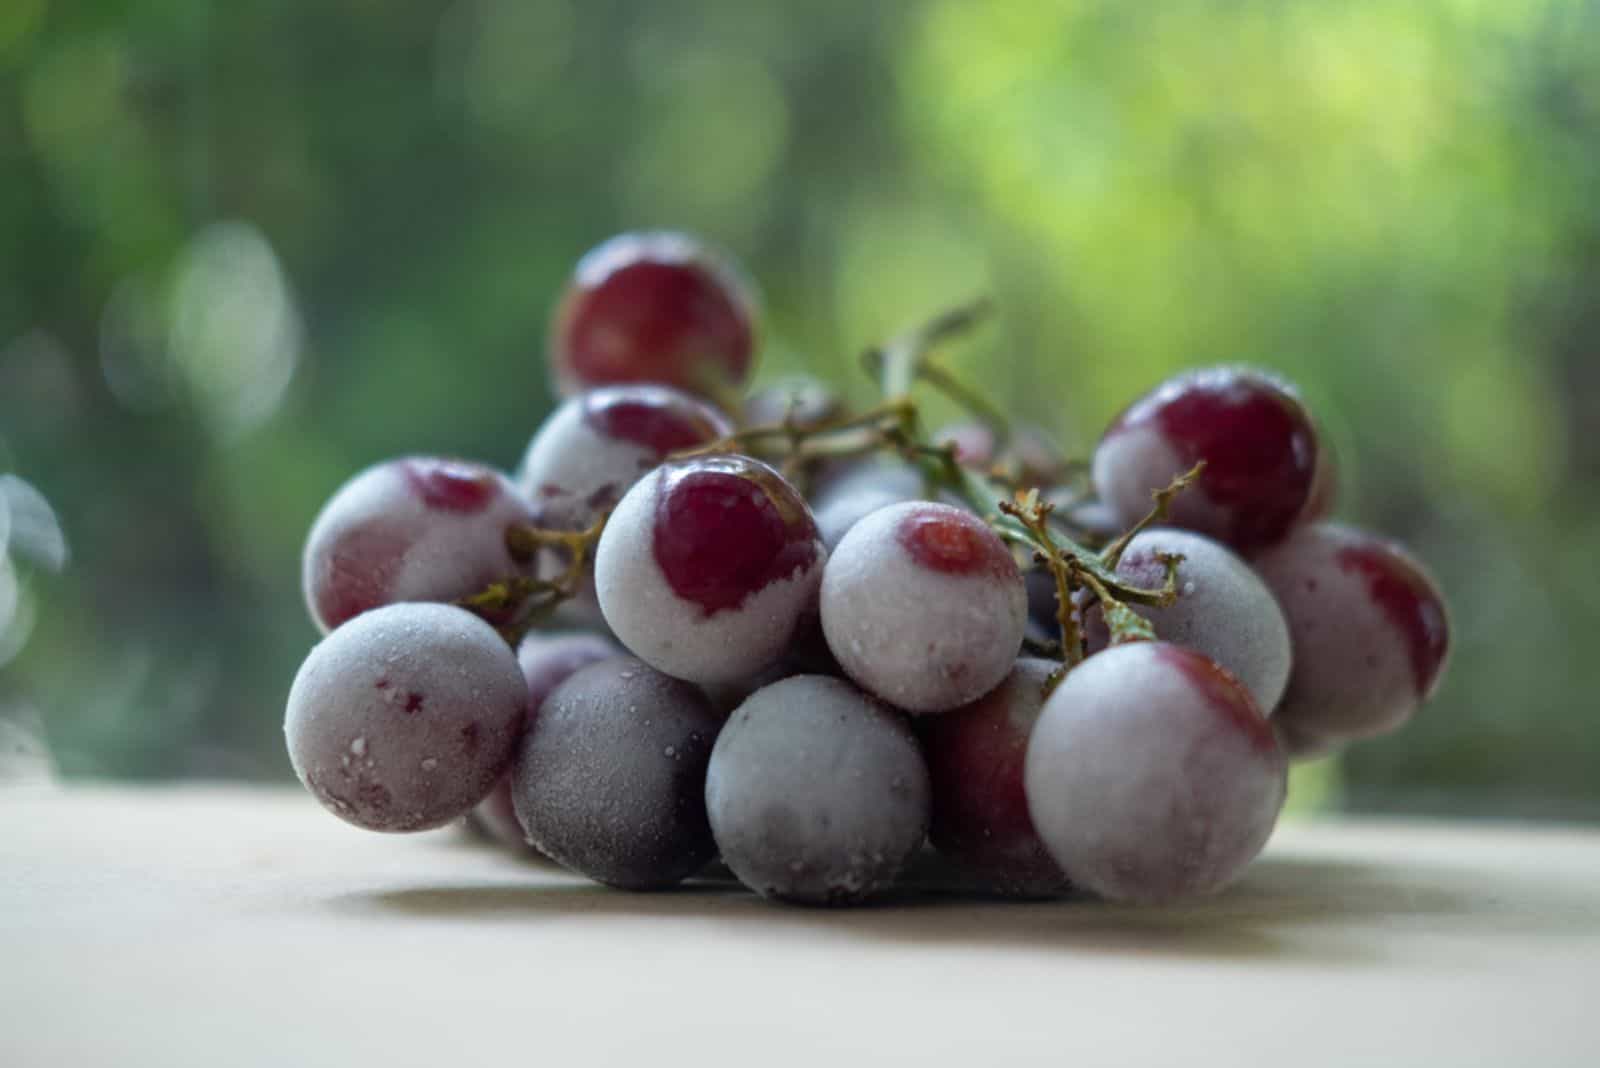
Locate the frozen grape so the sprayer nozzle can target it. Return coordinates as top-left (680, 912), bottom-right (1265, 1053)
top-left (593, 454), bottom-right (826, 685)
top-left (1253, 522), bottom-right (1450, 756)
top-left (706, 675), bottom-right (930, 905)
top-left (285, 603), bottom-right (526, 832)
top-left (1082, 528), bottom-right (1292, 711)
top-left (301, 457), bottom-right (535, 633)
top-left (516, 385), bottom-right (732, 532)
top-left (510, 657), bottom-right (720, 889)
top-left (1092, 367), bottom-right (1322, 551)
top-left (810, 459), bottom-right (923, 552)
top-left (933, 421), bottom-right (1068, 488)
top-left (742, 375), bottom-right (843, 429)
top-left (1024, 642), bottom-right (1286, 903)
top-left (821, 501), bottom-right (1026, 712)
top-left (919, 658), bottom-right (1072, 897)
top-left (549, 231), bottom-right (758, 398)
top-left (470, 630), bottom-right (622, 848)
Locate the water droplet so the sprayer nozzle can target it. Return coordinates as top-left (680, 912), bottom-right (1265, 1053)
top-left (420, 757), bottom-right (438, 772)
top-left (350, 737), bottom-right (367, 756)
top-left (663, 746), bottom-right (676, 758)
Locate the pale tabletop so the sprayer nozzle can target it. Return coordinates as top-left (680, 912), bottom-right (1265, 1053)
top-left (3, 787), bottom-right (1598, 1068)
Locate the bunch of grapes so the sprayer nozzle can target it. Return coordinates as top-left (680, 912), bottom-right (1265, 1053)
top-left (285, 231), bottom-right (1451, 906)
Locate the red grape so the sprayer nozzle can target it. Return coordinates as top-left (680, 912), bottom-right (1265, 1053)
top-left (1092, 367), bottom-right (1322, 551)
top-left (1253, 522), bottom-right (1450, 756)
top-left (301, 457), bottom-right (535, 633)
top-left (1025, 642), bottom-right (1287, 903)
top-left (821, 501), bottom-right (1025, 712)
top-left (285, 603), bottom-right (527, 832)
top-left (1081, 528), bottom-right (1292, 711)
top-left (549, 232), bottom-right (758, 398)
top-left (594, 454), bottom-right (825, 684)
top-left (919, 658), bottom-right (1073, 897)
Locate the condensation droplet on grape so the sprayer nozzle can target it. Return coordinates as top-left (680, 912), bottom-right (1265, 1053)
top-left (420, 757), bottom-right (438, 772)
top-left (350, 736), bottom-right (367, 757)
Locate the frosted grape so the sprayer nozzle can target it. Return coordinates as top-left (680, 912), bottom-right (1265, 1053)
top-left (285, 603), bottom-right (526, 832)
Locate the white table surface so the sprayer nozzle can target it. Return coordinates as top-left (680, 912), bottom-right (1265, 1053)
top-left (3, 786), bottom-right (1598, 1067)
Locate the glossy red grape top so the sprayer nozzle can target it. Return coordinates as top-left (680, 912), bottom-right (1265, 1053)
top-left (580, 386), bottom-right (731, 456)
top-left (1337, 543), bottom-right (1451, 698)
top-left (651, 455), bottom-right (819, 616)
top-left (1156, 644), bottom-right (1278, 756)
top-left (1108, 368), bottom-right (1318, 549)
top-left (400, 458), bottom-right (501, 513)
top-left (895, 504), bottom-right (1018, 581)
top-left (552, 233), bottom-right (756, 396)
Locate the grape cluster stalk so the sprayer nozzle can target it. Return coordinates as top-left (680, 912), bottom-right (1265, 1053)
top-left (287, 230), bottom-right (1452, 906)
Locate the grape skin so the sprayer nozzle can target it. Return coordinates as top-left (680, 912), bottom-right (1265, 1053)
top-left (516, 385), bottom-right (731, 532)
top-left (1081, 527), bottom-right (1292, 712)
top-left (470, 631), bottom-right (622, 849)
top-left (706, 675), bottom-right (930, 905)
top-left (1253, 522), bottom-right (1451, 757)
top-left (593, 457), bottom-right (826, 685)
top-left (919, 658), bottom-right (1074, 897)
top-left (1024, 642), bottom-right (1287, 904)
top-left (510, 657), bottom-right (721, 889)
top-left (301, 457), bottom-right (535, 634)
top-left (1091, 366), bottom-right (1322, 551)
top-left (820, 501), bottom-right (1026, 712)
top-left (549, 231), bottom-right (758, 398)
top-left (285, 603), bottom-right (527, 832)
top-left (809, 460), bottom-right (923, 553)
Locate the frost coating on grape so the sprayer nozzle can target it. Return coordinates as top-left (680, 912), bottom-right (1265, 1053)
top-left (594, 458), bottom-right (826, 685)
top-left (550, 231), bottom-right (758, 398)
top-left (1024, 643), bottom-right (1286, 904)
top-left (470, 630), bottom-right (622, 848)
top-left (821, 501), bottom-right (1026, 712)
top-left (920, 658), bottom-right (1073, 897)
top-left (284, 603), bottom-right (526, 832)
top-left (1092, 366), bottom-right (1321, 551)
top-left (510, 658), bottom-right (720, 889)
top-left (706, 675), bottom-right (930, 905)
top-left (516, 386), bottom-right (731, 531)
top-left (810, 460), bottom-right (923, 552)
top-left (301, 457), bottom-right (535, 633)
top-left (1082, 528), bottom-right (1292, 711)
top-left (1253, 522), bottom-right (1450, 755)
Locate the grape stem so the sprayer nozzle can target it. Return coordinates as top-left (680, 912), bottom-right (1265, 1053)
top-left (458, 509), bottom-right (611, 646)
top-left (867, 301), bottom-right (1203, 682)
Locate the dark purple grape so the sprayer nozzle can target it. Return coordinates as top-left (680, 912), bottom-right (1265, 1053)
top-left (820, 501), bottom-right (1025, 712)
top-left (593, 454), bottom-right (825, 684)
top-left (301, 457), bottom-right (535, 633)
top-left (510, 658), bottom-right (720, 889)
top-left (705, 675), bottom-right (930, 905)
top-left (1253, 522), bottom-right (1450, 757)
top-left (1024, 642), bottom-right (1286, 903)
top-left (1081, 528), bottom-right (1292, 711)
top-left (1092, 367), bottom-right (1323, 551)
top-left (285, 603), bottom-right (527, 832)
top-left (919, 658), bottom-right (1072, 897)
top-left (470, 630), bottom-right (622, 849)
top-left (550, 232), bottom-right (758, 399)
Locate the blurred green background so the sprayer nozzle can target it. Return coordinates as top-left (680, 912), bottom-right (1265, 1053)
top-left (1, 0), bottom-right (1596, 817)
